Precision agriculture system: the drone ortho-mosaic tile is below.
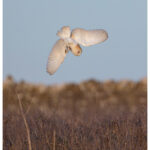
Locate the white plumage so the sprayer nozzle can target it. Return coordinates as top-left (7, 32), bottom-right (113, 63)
top-left (47, 26), bottom-right (108, 75)
top-left (71, 28), bottom-right (108, 47)
top-left (47, 39), bottom-right (67, 75)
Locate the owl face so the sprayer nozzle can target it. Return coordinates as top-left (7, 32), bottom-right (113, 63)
top-left (69, 43), bottom-right (82, 56)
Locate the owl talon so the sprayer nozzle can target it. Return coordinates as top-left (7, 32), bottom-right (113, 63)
top-left (65, 48), bottom-right (69, 54)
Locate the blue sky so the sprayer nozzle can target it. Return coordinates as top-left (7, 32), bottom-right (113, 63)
top-left (3, 0), bottom-right (147, 84)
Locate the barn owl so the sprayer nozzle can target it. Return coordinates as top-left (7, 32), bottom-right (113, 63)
top-left (47, 26), bottom-right (108, 75)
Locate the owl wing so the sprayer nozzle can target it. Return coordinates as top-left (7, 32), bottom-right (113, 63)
top-left (57, 26), bottom-right (71, 39)
top-left (71, 28), bottom-right (108, 47)
top-left (47, 39), bottom-right (67, 75)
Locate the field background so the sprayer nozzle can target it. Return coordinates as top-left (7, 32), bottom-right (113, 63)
top-left (3, 76), bottom-right (147, 150)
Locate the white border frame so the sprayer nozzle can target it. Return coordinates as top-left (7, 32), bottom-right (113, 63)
top-left (0, 0), bottom-right (2, 149)
top-left (0, 1), bottom-right (148, 150)
top-left (148, 0), bottom-right (149, 149)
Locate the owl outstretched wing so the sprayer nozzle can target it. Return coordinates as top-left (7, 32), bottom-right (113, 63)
top-left (47, 39), bottom-right (67, 75)
top-left (71, 28), bottom-right (108, 47)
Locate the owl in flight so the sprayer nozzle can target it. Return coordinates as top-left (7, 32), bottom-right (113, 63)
top-left (47, 26), bottom-right (108, 75)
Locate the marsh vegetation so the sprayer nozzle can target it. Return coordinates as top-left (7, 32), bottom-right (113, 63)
top-left (3, 76), bottom-right (147, 150)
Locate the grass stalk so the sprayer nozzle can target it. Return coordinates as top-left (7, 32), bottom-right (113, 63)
top-left (17, 93), bottom-right (32, 150)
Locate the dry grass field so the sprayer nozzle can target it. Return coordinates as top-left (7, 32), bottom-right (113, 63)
top-left (3, 76), bottom-right (147, 150)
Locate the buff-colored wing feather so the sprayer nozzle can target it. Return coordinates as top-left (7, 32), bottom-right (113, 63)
top-left (71, 28), bottom-right (108, 47)
top-left (57, 26), bottom-right (71, 39)
top-left (47, 39), bottom-right (67, 75)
